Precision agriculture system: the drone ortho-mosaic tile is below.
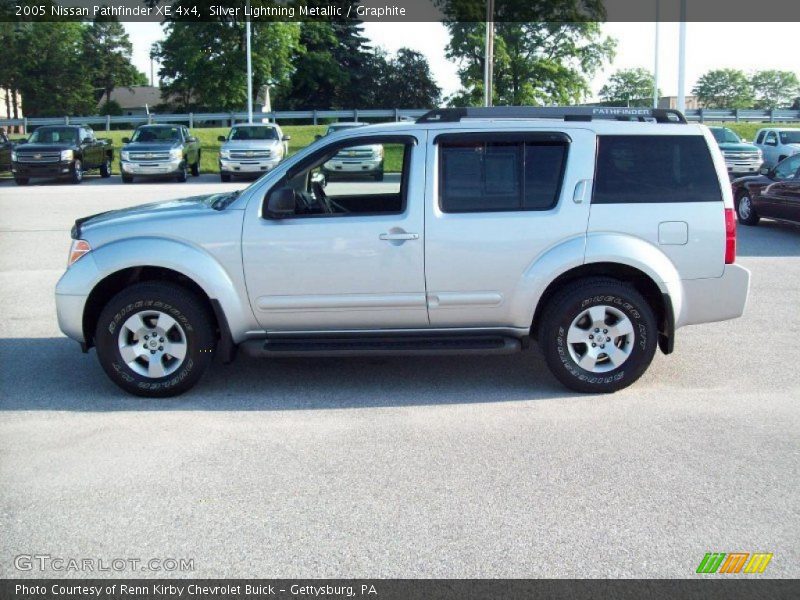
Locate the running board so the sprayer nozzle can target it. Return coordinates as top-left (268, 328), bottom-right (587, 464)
top-left (239, 335), bottom-right (522, 358)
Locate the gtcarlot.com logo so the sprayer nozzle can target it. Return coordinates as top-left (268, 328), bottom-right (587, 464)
top-left (696, 552), bottom-right (773, 574)
top-left (14, 554), bottom-right (194, 573)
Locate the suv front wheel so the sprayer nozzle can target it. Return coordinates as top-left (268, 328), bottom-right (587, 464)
top-left (95, 282), bottom-right (215, 397)
top-left (539, 278), bottom-right (657, 393)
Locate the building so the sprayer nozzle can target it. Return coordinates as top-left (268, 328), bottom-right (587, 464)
top-left (657, 95), bottom-right (703, 110)
top-left (1, 88), bottom-right (23, 133)
top-left (99, 86), bottom-right (163, 116)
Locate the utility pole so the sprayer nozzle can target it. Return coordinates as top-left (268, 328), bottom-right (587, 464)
top-left (246, 0), bottom-right (253, 124)
top-left (484, 0), bottom-right (494, 107)
top-left (653, 0), bottom-right (660, 108)
top-left (677, 0), bottom-right (687, 113)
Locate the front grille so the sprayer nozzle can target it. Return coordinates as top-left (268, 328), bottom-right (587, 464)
top-left (16, 152), bottom-right (61, 163)
top-left (724, 151), bottom-right (760, 160)
top-left (129, 152), bottom-right (171, 161)
top-left (230, 150), bottom-right (271, 159)
top-left (336, 150), bottom-right (374, 159)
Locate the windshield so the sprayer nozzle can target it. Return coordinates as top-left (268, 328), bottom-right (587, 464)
top-left (28, 127), bottom-right (78, 144)
top-left (131, 127), bottom-right (181, 143)
top-left (711, 128), bottom-right (741, 144)
top-left (779, 131), bottom-right (800, 144)
top-left (229, 126), bottom-right (279, 141)
top-left (325, 123), bottom-right (364, 135)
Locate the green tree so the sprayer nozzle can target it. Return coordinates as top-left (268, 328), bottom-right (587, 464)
top-left (599, 68), bottom-right (659, 107)
top-left (692, 69), bottom-right (754, 109)
top-left (82, 16), bottom-right (147, 106)
top-left (374, 48), bottom-right (441, 108)
top-left (442, 2), bottom-right (615, 106)
top-left (154, 20), bottom-right (300, 112)
top-left (15, 22), bottom-right (96, 116)
top-left (750, 70), bottom-right (800, 109)
top-left (0, 22), bottom-right (26, 121)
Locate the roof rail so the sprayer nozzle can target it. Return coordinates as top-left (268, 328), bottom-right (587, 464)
top-left (416, 106), bottom-right (687, 125)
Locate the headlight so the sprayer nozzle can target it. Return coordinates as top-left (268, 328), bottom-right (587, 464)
top-left (67, 239), bottom-right (91, 267)
top-left (60, 149), bottom-right (74, 161)
top-left (373, 147), bottom-right (384, 159)
top-left (170, 148), bottom-right (182, 160)
top-left (120, 150), bottom-right (130, 161)
top-left (11, 150), bottom-right (17, 161)
top-left (219, 149), bottom-right (231, 159)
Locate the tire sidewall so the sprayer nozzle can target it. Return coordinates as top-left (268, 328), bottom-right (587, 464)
top-left (545, 286), bottom-right (657, 392)
top-left (96, 287), bottom-right (213, 397)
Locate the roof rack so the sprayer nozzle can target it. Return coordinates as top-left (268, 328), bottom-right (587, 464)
top-left (416, 106), bottom-right (687, 125)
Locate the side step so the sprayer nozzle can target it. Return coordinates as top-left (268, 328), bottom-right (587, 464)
top-left (239, 334), bottom-right (522, 358)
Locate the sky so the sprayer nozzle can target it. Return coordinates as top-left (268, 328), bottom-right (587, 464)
top-left (124, 21), bottom-right (800, 102)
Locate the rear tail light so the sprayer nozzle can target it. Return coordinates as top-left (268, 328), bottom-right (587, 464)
top-left (724, 208), bottom-right (736, 264)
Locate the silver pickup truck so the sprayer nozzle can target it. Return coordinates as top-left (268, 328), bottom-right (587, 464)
top-left (218, 123), bottom-right (290, 181)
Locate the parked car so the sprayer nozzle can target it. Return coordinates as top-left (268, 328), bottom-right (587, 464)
top-left (56, 106), bottom-right (749, 397)
top-left (217, 123), bottom-right (290, 182)
top-left (753, 127), bottom-right (800, 167)
top-left (318, 122), bottom-right (384, 181)
top-left (731, 153), bottom-right (800, 226)
top-left (0, 129), bottom-right (14, 173)
top-left (708, 126), bottom-right (763, 177)
top-left (11, 125), bottom-right (112, 185)
top-left (119, 124), bottom-right (201, 183)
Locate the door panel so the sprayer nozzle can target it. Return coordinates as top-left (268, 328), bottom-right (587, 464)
top-left (424, 128), bottom-right (594, 328)
top-left (241, 134), bottom-right (428, 331)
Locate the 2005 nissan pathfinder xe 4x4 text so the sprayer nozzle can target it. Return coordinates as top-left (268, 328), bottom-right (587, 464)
top-left (55, 107), bottom-right (750, 397)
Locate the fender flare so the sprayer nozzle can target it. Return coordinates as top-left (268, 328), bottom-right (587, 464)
top-left (84, 237), bottom-right (257, 343)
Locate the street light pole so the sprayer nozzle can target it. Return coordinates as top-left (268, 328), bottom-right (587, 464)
top-left (484, 0), bottom-right (494, 107)
top-left (653, 0), bottom-right (660, 108)
top-left (677, 0), bottom-right (687, 113)
top-left (246, 0), bottom-right (253, 124)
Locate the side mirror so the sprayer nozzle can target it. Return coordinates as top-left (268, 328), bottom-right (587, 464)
top-left (263, 188), bottom-right (296, 219)
top-left (760, 166), bottom-right (771, 176)
top-left (283, 134), bottom-right (291, 141)
top-left (217, 135), bottom-right (226, 142)
top-left (314, 134), bottom-right (322, 141)
top-left (122, 137), bottom-right (130, 143)
top-left (187, 136), bottom-right (197, 143)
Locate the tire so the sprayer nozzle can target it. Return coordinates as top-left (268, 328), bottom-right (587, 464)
top-left (735, 191), bottom-right (760, 226)
top-left (373, 170), bottom-right (384, 182)
top-left (191, 153), bottom-right (200, 177)
top-left (14, 176), bottom-right (29, 186)
top-left (71, 159), bottom-right (83, 184)
top-left (220, 172), bottom-right (231, 182)
top-left (99, 156), bottom-right (112, 178)
top-left (175, 162), bottom-right (188, 182)
top-left (539, 278), bottom-right (657, 394)
top-left (95, 282), bottom-right (215, 397)
top-left (121, 174), bottom-right (134, 184)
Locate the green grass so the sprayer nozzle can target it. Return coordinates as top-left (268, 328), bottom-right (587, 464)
top-left (707, 122), bottom-right (800, 142)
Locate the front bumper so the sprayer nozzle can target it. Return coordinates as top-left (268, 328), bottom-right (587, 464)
top-left (219, 158), bottom-right (280, 174)
top-left (677, 264), bottom-right (751, 328)
top-left (323, 158), bottom-right (383, 174)
top-left (55, 253), bottom-right (102, 344)
top-left (120, 158), bottom-right (182, 176)
top-left (723, 157), bottom-right (762, 175)
top-left (12, 160), bottom-right (73, 177)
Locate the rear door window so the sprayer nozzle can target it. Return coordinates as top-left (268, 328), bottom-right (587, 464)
top-left (593, 135), bottom-right (722, 204)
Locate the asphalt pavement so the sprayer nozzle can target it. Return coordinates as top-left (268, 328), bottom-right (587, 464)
top-left (0, 175), bottom-right (798, 578)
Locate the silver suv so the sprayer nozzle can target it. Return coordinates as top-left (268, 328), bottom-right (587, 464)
top-left (56, 107), bottom-right (750, 397)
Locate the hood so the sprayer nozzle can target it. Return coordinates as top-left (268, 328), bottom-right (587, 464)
top-left (731, 173), bottom-right (771, 187)
top-left (122, 141), bottom-right (182, 152)
top-left (221, 139), bottom-right (282, 151)
top-left (16, 143), bottom-right (75, 152)
top-left (73, 194), bottom-right (222, 238)
top-left (718, 142), bottom-right (760, 152)
top-left (785, 143), bottom-right (800, 151)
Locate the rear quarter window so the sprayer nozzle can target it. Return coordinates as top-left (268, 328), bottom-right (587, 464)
top-left (592, 135), bottom-right (722, 204)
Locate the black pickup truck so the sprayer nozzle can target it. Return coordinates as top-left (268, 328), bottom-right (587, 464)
top-left (12, 125), bottom-right (113, 185)
top-left (0, 129), bottom-right (14, 173)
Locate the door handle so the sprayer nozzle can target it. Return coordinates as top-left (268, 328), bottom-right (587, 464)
top-left (379, 232), bottom-right (419, 241)
top-left (573, 179), bottom-right (591, 204)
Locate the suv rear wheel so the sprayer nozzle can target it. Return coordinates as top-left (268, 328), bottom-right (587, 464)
top-left (539, 278), bottom-right (657, 393)
top-left (95, 282), bottom-right (215, 397)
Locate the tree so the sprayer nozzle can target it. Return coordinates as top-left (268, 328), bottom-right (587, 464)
top-left (373, 48), bottom-right (441, 108)
top-left (599, 68), bottom-right (659, 107)
top-left (154, 20), bottom-right (300, 112)
top-left (15, 22), bottom-right (96, 116)
top-left (750, 70), bottom-right (800, 109)
top-left (82, 16), bottom-right (147, 105)
top-left (0, 22), bottom-right (30, 122)
top-left (442, 2), bottom-right (615, 106)
top-left (692, 69), bottom-right (753, 109)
